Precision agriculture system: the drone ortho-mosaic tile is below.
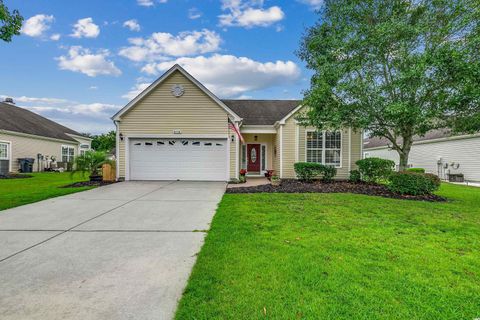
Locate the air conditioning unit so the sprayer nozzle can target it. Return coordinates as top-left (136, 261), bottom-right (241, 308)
top-left (0, 160), bottom-right (9, 175)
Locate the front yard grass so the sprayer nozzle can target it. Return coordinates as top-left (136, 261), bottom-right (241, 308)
top-left (176, 183), bottom-right (480, 319)
top-left (0, 172), bottom-right (92, 211)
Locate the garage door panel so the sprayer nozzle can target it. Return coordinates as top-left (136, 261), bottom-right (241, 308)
top-left (129, 138), bottom-right (228, 181)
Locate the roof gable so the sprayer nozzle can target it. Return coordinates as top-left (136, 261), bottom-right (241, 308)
top-left (0, 102), bottom-right (84, 142)
top-left (112, 64), bottom-right (241, 122)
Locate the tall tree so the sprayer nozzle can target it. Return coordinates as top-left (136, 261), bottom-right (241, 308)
top-left (89, 131), bottom-right (116, 152)
top-left (298, 0), bottom-right (480, 170)
top-left (0, 0), bottom-right (23, 42)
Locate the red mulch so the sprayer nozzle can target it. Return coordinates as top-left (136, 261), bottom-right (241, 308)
top-left (226, 179), bottom-right (446, 202)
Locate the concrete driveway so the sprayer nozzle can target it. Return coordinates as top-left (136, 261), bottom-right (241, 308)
top-left (0, 181), bottom-right (226, 320)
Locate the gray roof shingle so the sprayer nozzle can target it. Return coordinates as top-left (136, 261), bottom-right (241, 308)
top-left (364, 129), bottom-right (452, 149)
top-left (0, 102), bottom-right (83, 142)
top-left (222, 99), bottom-right (301, 125)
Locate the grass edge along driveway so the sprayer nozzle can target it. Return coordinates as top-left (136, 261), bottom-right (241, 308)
top-left (175, 183), bottom-right (480, 320)
top-left (0, 172), bottom-right (92, 211)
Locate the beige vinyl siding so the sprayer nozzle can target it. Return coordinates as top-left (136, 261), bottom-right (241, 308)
top-left (365, 135), bottom-right (480, 181)
top-left (229, 133), bottom-right (237, 179)
top-left (350, 129), bottom-right (362, 171)
top-left (0, 133), bottom-right (77, 172)
top-left (118, 70), bottom-right (230, 178)
top-left (273, 130), bottom-right (280, 175)
top-left (281, 118), bottom-right (297, 178)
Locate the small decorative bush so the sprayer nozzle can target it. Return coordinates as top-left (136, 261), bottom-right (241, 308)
top-left (321, 165), bottom-right (337, 182)
top-left (239, 169), bottom-right (247, 176)
top-left (388, 172), bottom-right (441, 195)
top-left (349, 170), bottom-right (361, 183)
top-left (294, 162), bottom-right (323, 182)
top-left (407, 168), bottom-right (425, 173)
top-left (294, 162), bottom-right (337, 182)
top-left (356, 157), bottom-right (395, 183)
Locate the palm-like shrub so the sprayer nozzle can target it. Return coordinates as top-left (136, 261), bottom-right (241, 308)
top-left (72, 150), bottom-right (114, 181)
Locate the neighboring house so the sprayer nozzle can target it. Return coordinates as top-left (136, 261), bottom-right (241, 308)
top-left (364, 130), bottom-right (480, 182)
top-left (0, 99), bottom-right (92, 174)
top-left (112, 64), bottom-right (363, 181)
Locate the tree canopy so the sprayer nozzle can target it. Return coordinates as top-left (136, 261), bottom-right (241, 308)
top-left (0, 0), bottom-right (23, 42)
top-left (86, 131), bottom-right (116, 153)
top-left (298, 0), bottom-right (480, 170)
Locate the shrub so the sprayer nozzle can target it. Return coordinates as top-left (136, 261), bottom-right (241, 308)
top-left (356, 157), bottom-right (395, 182)
top-left (321, 165), bottom-right (337, 182)
top-left (294, 162), bottom-right (323, 182)
top-left (388, 172), bottom-right (441, 195)
top-left (407, 168), bottom-right (425, 173)
top-left (294, 162), bottom-right (337, 182)
top-left (349, 170), bottom-right (361, 183)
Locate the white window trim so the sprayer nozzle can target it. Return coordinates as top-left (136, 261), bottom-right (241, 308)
top-left (0, 140), bottom-right (12, 172)
top-left (61, 145), bottom-right (76, 163)
top-left (305, 129), bottom-right (343, 168)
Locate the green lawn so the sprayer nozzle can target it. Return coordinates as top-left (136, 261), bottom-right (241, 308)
top-left (0, 172), bottom-right (92, 211)
top-left (176, 183), bottom-right (480, 319)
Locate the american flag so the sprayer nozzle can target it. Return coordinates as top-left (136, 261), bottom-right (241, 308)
top-left (228, 120), bottom-right (245, 144)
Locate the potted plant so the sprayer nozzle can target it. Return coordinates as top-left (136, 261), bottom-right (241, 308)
top-left (71, 150), bottom-right (115, 182)
top-left (239, 169), bottom-right (247, 183)
top-left (271, 175), bottom-right (281, 186)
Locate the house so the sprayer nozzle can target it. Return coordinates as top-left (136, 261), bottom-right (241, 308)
top-left (364, 130), bottom-right (480, 182)
top-left (0, 99), bottom-right (92, 174)
top-left (112, 64), bottom-right (363, 181)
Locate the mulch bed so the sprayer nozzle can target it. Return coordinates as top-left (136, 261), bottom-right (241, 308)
top-left (226, 179), bottom-right (446, 202)
top-left (0, 173), bottom-right (33, 179)
top-left (62, 181), bottom-right (116, 188)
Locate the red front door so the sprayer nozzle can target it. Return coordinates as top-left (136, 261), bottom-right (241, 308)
top-left (247, 144), bottom-right (261, 172)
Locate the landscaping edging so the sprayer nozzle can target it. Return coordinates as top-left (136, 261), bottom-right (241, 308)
top-left (225, 179), bottom-right (446, 202)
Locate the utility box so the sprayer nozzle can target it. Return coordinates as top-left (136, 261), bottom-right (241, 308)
top-left (18, 158), bottom-right (35, 173)
top-left (448, 173), bottom-right (464, 183)
top-left (0, 160), bottom-right (9, 175)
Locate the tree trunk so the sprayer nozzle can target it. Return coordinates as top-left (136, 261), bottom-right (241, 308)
top-left (398, 136), bottom-right (413, 172)
top-left (398, 151), bottom-right (409, 172)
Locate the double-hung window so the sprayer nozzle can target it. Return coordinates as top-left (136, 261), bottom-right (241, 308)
top-left (0, 142), bottom-right (8, 160)
top-left (62, 146), bottom-right (75, 162)
top-left (306, 130), bottom-right (342, 167)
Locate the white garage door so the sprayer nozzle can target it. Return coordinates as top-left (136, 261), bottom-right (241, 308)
top-left (129, 138), bottom-right (228, 181)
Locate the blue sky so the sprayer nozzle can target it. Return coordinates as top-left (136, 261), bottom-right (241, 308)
top-left (1, 0), bottom-right (321, 133)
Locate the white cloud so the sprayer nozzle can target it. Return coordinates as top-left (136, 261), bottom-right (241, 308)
top-left (0, 94), bottom-right (119, 134)
top-left (137, 0), bottom-right (167, 7)
top-left (89, 86), bottom-right (98, 90)
top-left (50, 33), bottom-right (61, 41)
top-left (219, 0), bottom-right (284, 28)
top-left (188, 8), bottom-right (202, 20)
top-left (0, 95), bottom-right (68, 104)
top-left (71, 18), bottom-right (100, 38)
top-left (57, 46), bottom-right (121, 77)
top-left (297, 0), bottom-right (324, 10)
top-left (21, 14), bottom-right (54, 37)
top-left (119, 29), bottom-right (221, 62)
top-left (122, 83), bottom-right (151, 100)
top-left (141, 54), bottom-right (301, 97)
top-left (123, 19), bottom-right (141, 32)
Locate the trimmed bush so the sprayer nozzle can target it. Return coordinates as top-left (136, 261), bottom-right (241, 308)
top-left (294, 162), bottom-right (337, 182)
top-left (349, 170), bottom-right (361, 183)
top-left (321, 165), bottom-right (337, 182)
top-left (388, 172), bottom-right (441, 195)
top-left (407, 168), bottom-right (426, 173)
top-left (356, 157), bottom-right (395, 182)
top-left (294, 163), bottom-right (323, 181)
